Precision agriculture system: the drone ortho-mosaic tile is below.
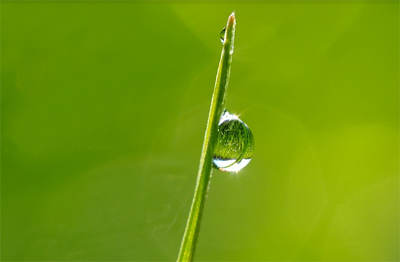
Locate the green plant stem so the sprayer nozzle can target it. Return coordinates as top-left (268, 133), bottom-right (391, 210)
top-left (177, 12), bottom-right (236, 262)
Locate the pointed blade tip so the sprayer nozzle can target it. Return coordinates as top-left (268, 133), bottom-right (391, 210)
top-left (228, 11), bottom-right (236, 24)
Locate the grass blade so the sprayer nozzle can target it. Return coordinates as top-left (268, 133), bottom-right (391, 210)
top-left (177, 12), bottom-right (236, 262)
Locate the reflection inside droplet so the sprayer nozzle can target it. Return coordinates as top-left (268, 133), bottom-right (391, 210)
top-left (213, 110), bottom-right (254, 172)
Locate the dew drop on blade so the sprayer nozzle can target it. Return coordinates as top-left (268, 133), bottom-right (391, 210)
top-left (220, 27), bottom-right (226, 44)
top-left (213, 110), bottom-right (254, 172)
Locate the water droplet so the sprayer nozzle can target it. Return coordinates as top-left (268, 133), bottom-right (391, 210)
top-left (220, 27), bottom-right (226, 43)
top-left (213, 110), bottom-right (254, 172)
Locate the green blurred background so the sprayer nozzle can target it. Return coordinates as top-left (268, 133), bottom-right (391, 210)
top-left (2, 1), bottom-right (399, 261)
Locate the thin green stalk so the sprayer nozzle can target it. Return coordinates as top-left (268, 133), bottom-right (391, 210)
top-left (177, 12), bottom-right (236, 262)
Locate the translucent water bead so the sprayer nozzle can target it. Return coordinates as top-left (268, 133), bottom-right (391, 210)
top-left (220, 27), bottom-right (226, 43)
top-left (213, 111), bottom-right (254, 172)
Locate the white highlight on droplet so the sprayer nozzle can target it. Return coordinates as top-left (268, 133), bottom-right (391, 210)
top-left (213, 158), bottom-right (252, 172)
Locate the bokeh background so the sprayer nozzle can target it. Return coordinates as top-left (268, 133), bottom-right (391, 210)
top-left (2, 1), bottom-right (399, 261)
